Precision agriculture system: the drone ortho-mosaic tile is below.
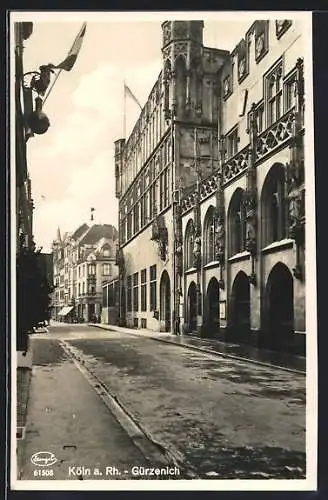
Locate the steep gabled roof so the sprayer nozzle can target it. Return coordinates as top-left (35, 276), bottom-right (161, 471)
top-left (71, 223), bottom-right (89, 241)
top-left (79, 224), bottom-right (118, 246)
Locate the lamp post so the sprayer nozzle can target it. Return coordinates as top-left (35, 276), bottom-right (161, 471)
top-left (23, 69), bottom-right (52, 136)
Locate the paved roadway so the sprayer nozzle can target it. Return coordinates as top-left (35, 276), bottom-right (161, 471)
top-left (19, 323), bottom-right (306, 481)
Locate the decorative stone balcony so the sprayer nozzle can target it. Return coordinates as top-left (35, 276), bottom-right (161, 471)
top-left (255, 108), bottom-right (295, 162)
top-left (180, 108), bottom-right (298, 216)
top-left (223, 146), bottom-right (249, 184)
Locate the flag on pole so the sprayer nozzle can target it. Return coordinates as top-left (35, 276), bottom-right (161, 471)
top-left (124, 82), bottom-right (142, 110)
top-left (53, 22), bottom-right (87, 72)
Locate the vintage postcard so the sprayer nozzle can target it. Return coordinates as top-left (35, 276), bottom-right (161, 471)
top-left (10, 10), bottom-right (317, 491)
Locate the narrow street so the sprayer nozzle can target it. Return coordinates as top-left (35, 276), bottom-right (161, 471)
top-left (19, 323), bottom-right (306, 481)
top-left (19, 332), bottom-right (155, 481)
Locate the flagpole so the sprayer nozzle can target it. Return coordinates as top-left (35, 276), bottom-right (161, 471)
top-left (123, 79), bottom-right (126, 139)
top-left (42, 68), bottom-right (63, 106)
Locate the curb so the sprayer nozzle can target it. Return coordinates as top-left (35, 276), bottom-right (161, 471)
top-left (89, 324), bottom-right (305, 376)
top-left (59, 340), bottom-right (198, 479)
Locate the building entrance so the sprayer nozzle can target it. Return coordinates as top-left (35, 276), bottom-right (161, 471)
top-left (160, 271), bottom-right (171, 332)
top-left (187, 282), bottom-right (197, 333)
top-left (264, 263), bottom-right (294, 350)
top-left (205, 277), bottom-right (220, 336)
top-left (230, 271), bottom-right (250, 342)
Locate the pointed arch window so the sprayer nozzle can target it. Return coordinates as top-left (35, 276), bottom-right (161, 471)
top-left (261, 164), bottom-right (287, 246)
top-left (228, 189), bottom-right (247, 256)
top-left (203, 206), bottom-right (216, 264)
top-left (185, 220), bottom-right (195, 270)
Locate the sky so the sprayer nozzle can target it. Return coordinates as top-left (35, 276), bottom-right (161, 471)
top-left (15, 12), bottom-right (265, 252)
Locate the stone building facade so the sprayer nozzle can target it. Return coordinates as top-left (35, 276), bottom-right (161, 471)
top-left (52, 223), bottom-right (118, 322)
top-left (115, 21), bottom-right (229, 332)
top-left (181, 20), bottom-right (305, 354)
top-left (114, 19), bottom-right (307, 354)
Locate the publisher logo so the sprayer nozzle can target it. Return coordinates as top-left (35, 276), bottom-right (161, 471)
top-left (31, 452), bottom-right (57, 467)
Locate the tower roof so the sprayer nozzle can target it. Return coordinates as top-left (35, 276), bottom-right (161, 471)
top-left (55, 226), bottom-right (62, 243)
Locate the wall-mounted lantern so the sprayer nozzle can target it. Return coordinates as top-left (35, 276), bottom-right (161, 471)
top-left (150, 213), bottom-right (168, 261)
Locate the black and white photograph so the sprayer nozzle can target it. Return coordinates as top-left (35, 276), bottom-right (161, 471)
top-left (10, 10), bottom-right (317, 491)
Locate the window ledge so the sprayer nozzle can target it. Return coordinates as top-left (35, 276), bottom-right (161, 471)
top-left (228, 251), bottom-right (250, 263)
top-left (261, 238), bottom-right (294, 254)
top-left (185, 267), bottom-right (197, 275)
top-left (203, 261), bottom-right (220, 270)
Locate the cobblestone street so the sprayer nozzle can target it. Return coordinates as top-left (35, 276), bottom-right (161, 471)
top-left (18, 324), bottom-right (306, 482)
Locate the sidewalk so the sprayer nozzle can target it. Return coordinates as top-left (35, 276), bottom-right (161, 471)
top-left (17, 334), bottom-right (33, 436)
top-left (18, 339), bottom-right (152, 481)
top-left (89, 323), bottom-right (305, 374)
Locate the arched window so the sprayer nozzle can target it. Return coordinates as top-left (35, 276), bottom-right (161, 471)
top-left (228, 188), bottom-right (246, 256)
top-left (203, 206), bottom-right (216, 264)
top-left (261, 164), bottom-right (286, 247)
top-left (184, 219), bottom-right (195, 270)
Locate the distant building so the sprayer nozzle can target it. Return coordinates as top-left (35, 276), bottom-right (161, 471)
top-left (52, 223), bottom-right (118, 322)
top-left (114, 19), bottom-right (307, 355)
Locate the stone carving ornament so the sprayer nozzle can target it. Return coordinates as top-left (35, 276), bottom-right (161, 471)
top-left (276, 19), bottom-right (292, 37)
top-left (223, 76), bottom-right (231, 98)
top-left (255, 33), bottom-right (265, 60)
top-left (193, 235), bottom-right (201, 269)
top-left (163, 23), bottom-right (171, 46)
top-left (238, 58), bottom-right (246, 80)
top-left (174, 42), bottom-right (188, 60)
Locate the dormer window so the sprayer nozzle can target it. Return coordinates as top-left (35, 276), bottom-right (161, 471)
top-left (103, 248), bottom-right (111, 257)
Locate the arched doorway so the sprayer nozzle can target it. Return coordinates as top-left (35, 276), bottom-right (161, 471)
top-left (120, 285), bottom-right (126, 326)
top-left (230, 271), bottom-right (250, 342)
top-left (187, 282), bottom-right (197, 333)
top-left (160, 270), bottom-right (171, 332)
top-left (205, 277), bottom-right (220, 336)
top-left (264, 263), bottom-right (294, 350)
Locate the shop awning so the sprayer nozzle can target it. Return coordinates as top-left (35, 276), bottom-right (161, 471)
top-left (58, 306), bottom-right (74, 316)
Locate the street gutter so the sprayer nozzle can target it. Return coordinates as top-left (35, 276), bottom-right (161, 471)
top-left (59, 339), bottom-right (198, 479)
top-left (88, 323), bottom-right (306, 376)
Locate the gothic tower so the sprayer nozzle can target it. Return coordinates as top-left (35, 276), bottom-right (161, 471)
top-left (161, 21), bottom-right (205, 121)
